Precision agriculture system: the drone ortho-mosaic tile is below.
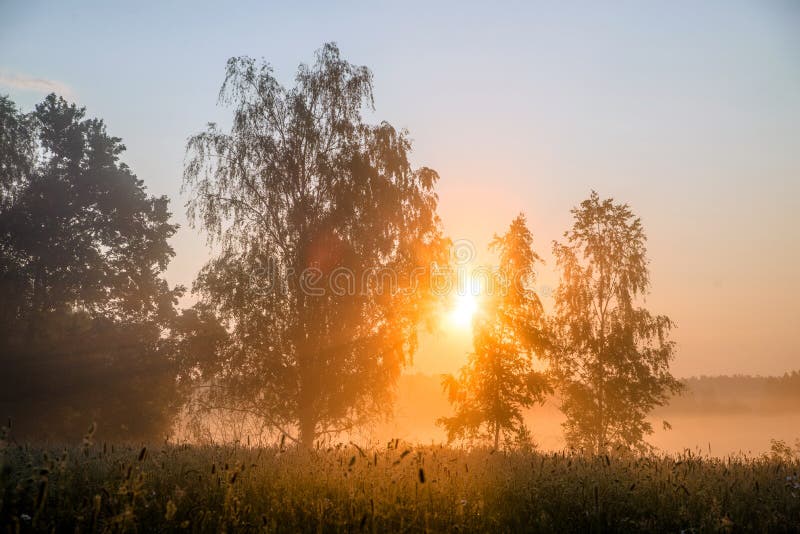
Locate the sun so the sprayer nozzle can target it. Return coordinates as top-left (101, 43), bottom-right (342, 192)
top-left (448, 291), bottom-right (479, 329)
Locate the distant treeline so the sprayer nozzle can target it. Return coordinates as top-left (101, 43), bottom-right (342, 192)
top-left (659, 372), bottom-right (800, 415)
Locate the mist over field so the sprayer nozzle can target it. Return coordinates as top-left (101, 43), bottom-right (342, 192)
top-left (372, 373), bottom-right (800, 456)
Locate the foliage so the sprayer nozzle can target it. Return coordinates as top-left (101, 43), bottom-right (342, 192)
top-left (0, 96), bottom-right (35, 207)
top-left (440, 215), bottom-right (551, 449)
top-left (0, 94), bottom-right (183, 441)
top-left (182, 43), bottom-right (448, 446)
top-left (550, 192), bottom-right (683, 454)
top-left (1, 440), bottom-right (798, 532)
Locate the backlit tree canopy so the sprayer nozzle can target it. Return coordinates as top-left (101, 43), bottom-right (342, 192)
top-left (550, 192), bottom-right (683, 453)
top-left (182, 43), bottom-right (449, 446)
top-left (440, 215), bottom-right (551, 449)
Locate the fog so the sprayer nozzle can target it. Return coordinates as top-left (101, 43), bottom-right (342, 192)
top-left (362, 373), bottom-right (800, 456)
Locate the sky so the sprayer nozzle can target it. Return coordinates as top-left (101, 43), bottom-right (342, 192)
top-left (1, 0), bottom-right (798, 377)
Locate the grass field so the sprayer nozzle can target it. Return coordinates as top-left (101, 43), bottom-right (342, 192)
top-left (2, 440), bottom-right (799, 533)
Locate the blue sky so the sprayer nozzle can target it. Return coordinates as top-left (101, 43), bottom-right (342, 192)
top-left (1, 0), bottom-right (799, 376)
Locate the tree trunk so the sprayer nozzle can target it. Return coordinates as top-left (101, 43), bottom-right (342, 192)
top-left (493, 422), bottom-right (500, 451)
top-left (298, 415), bottom-right (316, 449)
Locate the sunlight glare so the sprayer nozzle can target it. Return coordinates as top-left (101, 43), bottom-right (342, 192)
top-left (449, 292), bottom-right (478, 329)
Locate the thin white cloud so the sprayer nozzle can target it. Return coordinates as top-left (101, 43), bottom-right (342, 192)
top-left (0, 71), bottom-right (74, 99)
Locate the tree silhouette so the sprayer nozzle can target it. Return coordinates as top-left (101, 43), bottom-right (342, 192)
top-left (0, 94), bottom-right (183, 440)
top-left (182, 44), bottom-right (448, 447)
top-left (550, 191), bottom-right (682, 454)
top-left (439, 215), bottom-right (550, 450)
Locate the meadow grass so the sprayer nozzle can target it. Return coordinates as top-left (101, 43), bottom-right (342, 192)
top-left (2, 440), bottom-right (799, 532)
